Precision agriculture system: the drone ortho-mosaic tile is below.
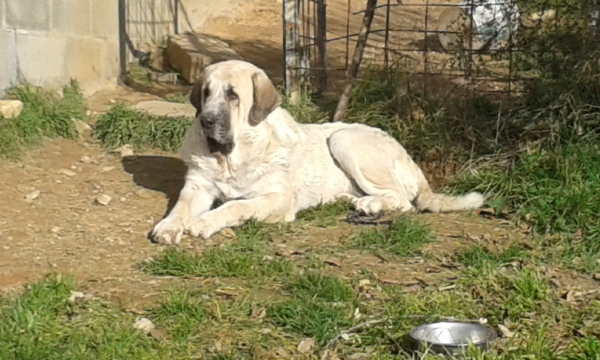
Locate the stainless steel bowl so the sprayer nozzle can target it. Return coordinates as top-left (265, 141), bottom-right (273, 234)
top-left (409, 322), bottom-right (497, 356)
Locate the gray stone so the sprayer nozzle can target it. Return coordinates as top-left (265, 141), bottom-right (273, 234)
top-left (6, 0), bottom-right (51, 31)
top-left (166, 33), bottom-right (243, 84)
top-left (0, 100), bottom-right (23, 118)
top-left (132, 100), bottom-right (196, 118)
top-left (52, 0), bottom-right (91, 35)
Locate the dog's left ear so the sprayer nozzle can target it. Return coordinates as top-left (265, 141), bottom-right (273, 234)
top-left (249, 72), bottom-right (282, 126)
top-left (189, 82), bottom-right (203, 115)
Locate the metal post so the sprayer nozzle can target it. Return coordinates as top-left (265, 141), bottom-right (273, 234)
top-left (316, 0), bottom-right (328, 92)
top-left (173, 0), bottom-right (179, 35)
top-left (284, 0), bottom-right (301, 104)
top-left (384, 0), bottom-right (391, 68)
top-left (118, 0), bottom-right (128, 78)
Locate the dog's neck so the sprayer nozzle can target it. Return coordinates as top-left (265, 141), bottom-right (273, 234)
top-left (206, 136), bottom-right (234, 156)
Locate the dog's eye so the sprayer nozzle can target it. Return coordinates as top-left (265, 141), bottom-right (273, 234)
top-left (227, 91), bottom-right (238, 101)
top-left (203, 87), bottom-right (210, 99)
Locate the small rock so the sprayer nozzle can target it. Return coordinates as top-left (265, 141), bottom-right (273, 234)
top-left (297, 338), bottom-right (315, 354)
top-left (25, 190), bottom-right (41, 202)
top-left (74, 120), bottom-right (92, 136)
top-left (132, 100), bottom-right (196, 118)
top-left (117, 144), bottom-right (134, 157)
top-left (102, 166), bottom-right (115, 172)
top-left (259, 328), bottom-right (272, 334)
top-left (133, 317), bottom-right (155, 333)
top-left (68, 291), bottom-right (85, 303)
top-left (348, 353), bottom-right (371, 360)
top-left (95, 194), bottom-right (112, 206)
top-left (135, 188), bottom-right (153, 199)
top-left (80, 156), bottom-right (92, 164)
top-left (57, 169), bottom-right (76, 177)
top-left (0, 100), bottom-right (24, 118)
top-left (498, 324), bottom-right (515, 338)
top-left (51, 226), bottom-right (61, 233)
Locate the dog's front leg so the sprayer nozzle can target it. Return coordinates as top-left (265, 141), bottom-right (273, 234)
top-left (151, 178), bottom-right (216, 245)
top-left (186, 192), bottom-right (293, 240)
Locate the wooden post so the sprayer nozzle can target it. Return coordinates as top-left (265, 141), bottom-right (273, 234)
top-left (332, 0), bottom-right (378, 122)
top-left (316, 0), bottom-right (328, 93)
top-left (284, 0), bottom-right (301, 104)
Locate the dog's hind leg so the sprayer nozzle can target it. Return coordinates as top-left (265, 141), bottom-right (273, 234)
top-left (328, 126), bottom-right (425, 215)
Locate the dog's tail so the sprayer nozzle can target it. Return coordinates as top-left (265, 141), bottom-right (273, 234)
top-left (414, 186), bottom-right (484, 213)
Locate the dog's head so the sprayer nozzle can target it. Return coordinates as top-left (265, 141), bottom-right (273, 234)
top-left (189, 60), bottom-right (282, 155)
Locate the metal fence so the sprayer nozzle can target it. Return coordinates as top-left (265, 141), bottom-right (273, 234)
top-left (118, 0), bottom-right (180, 77)
top-left (283, 0), bottom-right (600, 100)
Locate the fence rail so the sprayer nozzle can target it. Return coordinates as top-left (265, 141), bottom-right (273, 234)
top-left (283, 0), bottom-right (600, 103)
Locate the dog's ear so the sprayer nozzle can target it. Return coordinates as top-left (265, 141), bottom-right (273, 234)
top-left (249, 72), bottom-right (282, 126)
top-left (189, 82), bottom-right (203, 115)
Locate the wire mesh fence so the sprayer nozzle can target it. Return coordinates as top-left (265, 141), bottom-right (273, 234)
top-left (283, 0), bottom-right (600, 101)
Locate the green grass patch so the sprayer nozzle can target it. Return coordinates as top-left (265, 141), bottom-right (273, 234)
top-left (349, 216), bottom-right (435, 256)
top-left (449, 140), bottom-right (600, 238)
top-left (0, 81), bottom-right (83, 159)
top-left (142, 246), bottom-right (294, 279)
top-left (163, 94), bottom-right (189, 104)
top-left (93, 103), bottom-right (191, 152)
top-left (296, 201), bottom-right (352, 227)
top-left (287, 272), bottom-right (355, 302)
top-left (267, 298), bottom-right (353, 346)
top-left (0, 275), bottom-right (173, 360)
top-left (150, 289), bottom-right (205, 341)
top-left (456, 244), bottom-right (528, 269)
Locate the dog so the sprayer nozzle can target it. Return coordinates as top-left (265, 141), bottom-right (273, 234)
top-left (151, 60), bottom-right (484, 244)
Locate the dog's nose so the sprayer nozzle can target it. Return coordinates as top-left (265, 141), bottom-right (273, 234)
top-left (200, 114), bottom-right (217, 128)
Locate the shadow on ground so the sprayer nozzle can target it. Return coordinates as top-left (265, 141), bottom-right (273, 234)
top-left (121, 155), bottom-right (187, 217)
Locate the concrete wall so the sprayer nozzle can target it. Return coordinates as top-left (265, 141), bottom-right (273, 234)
top-left (0, 0), bottom-right (120, 96)
top-left (0, 0), bottom-right (238, 96)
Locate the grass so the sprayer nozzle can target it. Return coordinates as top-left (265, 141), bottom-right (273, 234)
top-left (0, 81), bottom-right (84, 159)
top-left (456, 245), bottom-right (528, 269)
top-left (349, 216), bottom-right (435, 256)
top-left (93, 103), bottom-right (191, 152)
top-left (296, 201), bottom-right (352, 227)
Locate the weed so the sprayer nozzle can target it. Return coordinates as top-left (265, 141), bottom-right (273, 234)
top-left (267, 298), bottom-right (353, 346)
top-left (450, 140), bottom-right (600, 238)
top-left (0, 81), bottom-right (83, 159)
top-left (296, 201), bottom-right (352, 227)
top-left (350, 216), bottom-right (435, 256)
top-left (0, 275), bottom-right (172, 359)
top-left (456, 245), bottom-right (527, 269)
top-left (142, 245), bottom-right (294, 279)
top-left (150, 289), bottom-right (205, 341)
top-left (94, 103), bottom-right (191, 152)
top-left (163, 93), bottom-right (189, 104)
top-left (287, 272), bottom-right (355, 302)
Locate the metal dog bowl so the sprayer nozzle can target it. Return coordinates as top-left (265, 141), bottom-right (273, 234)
top-left (409, 322), bottom-right (497, 356)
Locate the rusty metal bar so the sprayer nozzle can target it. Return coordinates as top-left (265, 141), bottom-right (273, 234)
top-left (316, 0), bottom-right (328, 92)
top-left (284, 0), bottom-right (301, 104)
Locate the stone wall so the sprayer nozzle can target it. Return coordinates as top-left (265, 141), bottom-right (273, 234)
top-left (0, 0), bottom-right (239, 96)
top-left (0, 0), bottom-right (120, 96)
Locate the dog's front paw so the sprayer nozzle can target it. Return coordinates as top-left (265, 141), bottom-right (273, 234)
top-left (186, 217), bottom-right (219, 240)
top-left (151, 216), bottom-right (185, 245)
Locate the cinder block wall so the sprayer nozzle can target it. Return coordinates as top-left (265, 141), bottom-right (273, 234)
top-left (0, 0), bottom-right (239, 96)
top-left (0, 0), bottom-right (120, 96)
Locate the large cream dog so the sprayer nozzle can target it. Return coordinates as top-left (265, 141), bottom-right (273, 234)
top-left (151, 60), bottom-right (484, 244)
